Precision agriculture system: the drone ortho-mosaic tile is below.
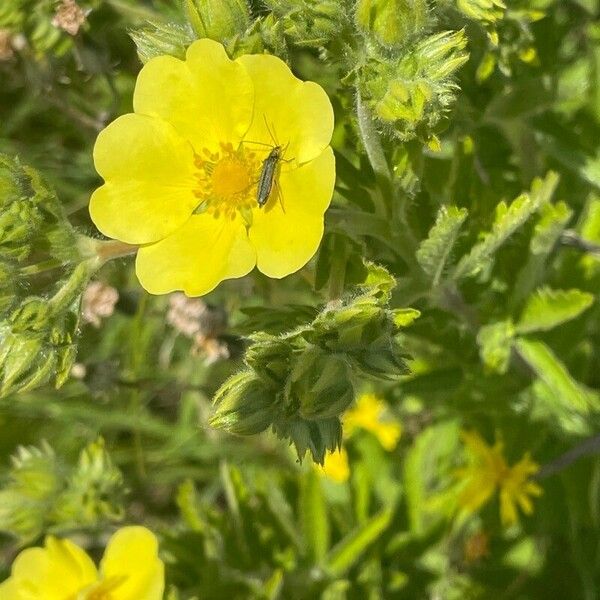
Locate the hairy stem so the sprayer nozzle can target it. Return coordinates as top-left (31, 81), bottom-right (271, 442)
top-left (356, 90), bottom-right (392, 186)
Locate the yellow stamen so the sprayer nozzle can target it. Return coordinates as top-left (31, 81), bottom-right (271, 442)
top-left (194, 142), bottom-right (259, 219)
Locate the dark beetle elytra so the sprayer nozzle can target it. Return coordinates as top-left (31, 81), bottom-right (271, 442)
top-left (256, 146), bottom-right (284, 208)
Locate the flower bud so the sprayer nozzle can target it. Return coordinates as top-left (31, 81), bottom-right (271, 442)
top-left (349, 340), bottom-right (409, 380)
top-left (310, 299), bottom-right (388, 351)
top-left (263, 0), bottom-right (343, 47)
top-left (211, 371), bottom-right (278, 435)
top-left (244, 332), bottom-right (293, 386)
top-left (356, 0), bottom-right (428, 47)
top-left (289, 350), bottom-right (354, 420)
top-left (359, 30), bottom-right (468, 142)
top-left (185, 0), bottom-right (250, 41)
top-left (129, 21), bottom-right (194, 64)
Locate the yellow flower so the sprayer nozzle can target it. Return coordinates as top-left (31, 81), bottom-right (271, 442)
top-left (455, 431), bottom-right (543, 528)
top-left (344, 392), bottom-right (402, 451)
top-left (319, 448), bottom-right (350, 483)
top-left (0, 526), bottom-right (164, 600)
top-left (90, 39), bottom-right (335, 296)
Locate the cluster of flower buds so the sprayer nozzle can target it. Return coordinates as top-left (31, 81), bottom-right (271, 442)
top-left (0, 439), bottom-right (124, 544)
top-left (358, 27), bottom-right (469, 144)
top-left (262, 0), bottom-right (346, 48)
top-left (355, 0), bottom-right (428, 48)
top-left (0, 155), bottom-right (97, 399)
top-left (211, 264), bottom-right (417, 463)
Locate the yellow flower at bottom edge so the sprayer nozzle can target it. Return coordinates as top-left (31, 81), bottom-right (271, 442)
top-left (344, 393), bottom-right (402, 451)
top-left (319, 448), bottom-right (350, 483)
top-left (0, 526), bottom-right (164, 600)
top-left (89, 38), bottom-right (335, 296)
top-left (455, 430), bottom-right (543, 528)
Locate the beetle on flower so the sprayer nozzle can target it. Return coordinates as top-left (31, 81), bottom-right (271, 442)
top-left (89, 39), bottom-right (335, 297)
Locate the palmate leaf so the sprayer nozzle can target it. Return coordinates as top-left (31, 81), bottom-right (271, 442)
top-left (416, 206), bottom-right (468, 286)
top-left (452, 172), bottom-right (559, 280)
top-left (516, 288), bottom-right (594, 334)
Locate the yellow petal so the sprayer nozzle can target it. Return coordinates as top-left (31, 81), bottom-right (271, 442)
top-left (500, 489), bottom-right (519, 527)
top-left (100, 526), bottom-right (164, 600)
top-left (5, 537), bottom-right (97, 600)
top-left (134, 39), bottom-right (254, 152)
top-left (319, 448), bottom-right (350, 483)
top-left (0, 577), bottom-right (25, 600)
top-left (249, 146), bottom-right (335, 278)
top-left (236, 53), bottom-right (334, 165)
top-left (458, 476), bottom-right (497, 515)
top-left (90, 113), bottom-right (198, 244)
top-left (136, 213), bottom-right (256, 296)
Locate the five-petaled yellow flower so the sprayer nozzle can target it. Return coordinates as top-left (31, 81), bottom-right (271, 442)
top-left (344, 392), bottom-right (402, 451)
top-left (90, 39), bottom-right (335, 296)
top-left (455, 430), bottom-right (543, 528)
top-left (0, 526), bottom-right (164, 599)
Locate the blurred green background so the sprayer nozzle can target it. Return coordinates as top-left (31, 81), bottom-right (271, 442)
top-left (2, 0), bottom-right (600, 598)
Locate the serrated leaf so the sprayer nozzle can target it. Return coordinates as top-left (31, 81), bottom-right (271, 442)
top-left (516, 338), bottom-right (600, 414)
top-left (516, 288), bottom-right (594, 334)
top-left (453, 172), bottom-right (559, 280)
top-left (416, 206), bottom-right (468, 285)
top-left (300, 469), bottom-right (330, 563)
top-left (324, 507), bottom-right (394, 576)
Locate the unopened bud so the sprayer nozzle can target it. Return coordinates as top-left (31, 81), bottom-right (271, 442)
top-left (130, 21), bottom-right (194, 64)
top-left (185, 0), bottom-right (250, 41)
top-left (245, 332), bottom-right (293, 386)
top-left (289, 350), bottom-right (354, 420)
top-left (211, 371), bottom-right (277, 435)
top-left (349, 340), bottom-right (409, 380)
top-left (356, 0), bottom-right (428, 47)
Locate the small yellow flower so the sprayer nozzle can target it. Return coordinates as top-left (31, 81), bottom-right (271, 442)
top-left (0, 526), bottom-right (164, 600)
top-left (90, 39), bottom-right (335, 296)
top-left (319, 448), bottom-right (350, 483)
top-left (344, 392), bottom-right (402, 451)
top-left (455, 430), bottom-right (543, 528)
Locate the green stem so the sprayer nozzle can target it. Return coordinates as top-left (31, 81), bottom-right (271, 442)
top-left (356, 90), bottom-right (420, 271)
top-left (356, 90), bottom-right (392, 186)
top-left (94, 239), bottom-right (138, 264)
top-left (328, 235), bottom-right (348, 300)
top-left (48, 261), bottom-right (95, 315)
top-left (20, 259), bottom-right (64, 276)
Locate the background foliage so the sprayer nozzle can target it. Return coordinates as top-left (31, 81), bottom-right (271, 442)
top-left (1, 0), bottom-right (600, 598)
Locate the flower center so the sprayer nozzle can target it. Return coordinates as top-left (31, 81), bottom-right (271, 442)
top-left (194, 142), bottom-right (260, 220)
top-left (211, 156), bottom-right (251, 198)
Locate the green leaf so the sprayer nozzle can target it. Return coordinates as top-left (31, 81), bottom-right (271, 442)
top-left (453, 172), bottom-right (559, 280)
top-left (416, 206), bottom-right (468, 285)
top-left (516, 288), bottom-right (594, 334)
top-left (300, 469), bottom-right (330, 563)
top-left (403, 421), bottom-right (460, 534)
top-left (476, 319), bottom-right (515, 374)
top-left (516, 338), bottom-right (600, 414)
top-left (392, 308), bottom-right (421, 327)
top-left (324, 507), bottom-right (394, 576)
